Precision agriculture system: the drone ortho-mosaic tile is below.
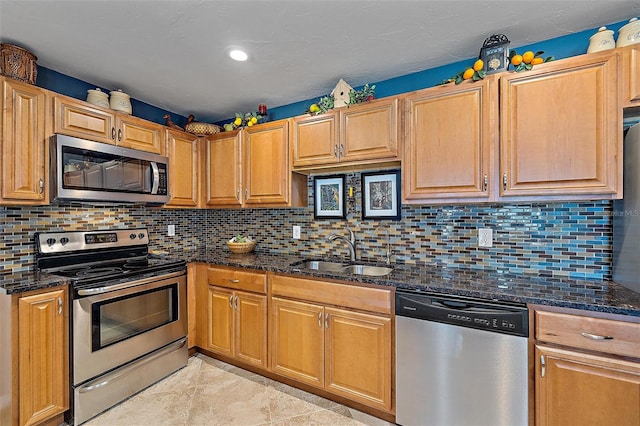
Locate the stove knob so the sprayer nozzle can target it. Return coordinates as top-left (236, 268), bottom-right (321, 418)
top-left (138, 233), bottom-right (145, 240)
top-left (60, 237), bottom-right (69, 246)
top-left (129, 233), bottom-right (136, 240)
top-left (46, 238), bottom-right (56, 246)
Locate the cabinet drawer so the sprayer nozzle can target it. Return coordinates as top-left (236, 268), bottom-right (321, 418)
top-left (207, 267), bottom-right (266, 294)
top-left (270, 274), bottom-right (392, 315)
top-left (535, 310), bottom-right (640, 358)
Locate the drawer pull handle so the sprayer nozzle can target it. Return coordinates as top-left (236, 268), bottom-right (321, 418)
top-left (580, 332), bottom-right (613, 340)
top-left (58, 297), bottom-right (63, 315)
top-left (325, 312), bottom-right (329, 329)
top-left (234, 295), bottom-right (239, 310)
top-left (318, 311), bottom-right (322, 328)
top-left (229, 295), bottom-right (233, 308)
top-left (229, 279), bottom-right (240, 283)
top-left (540, 355), bottom-right (546, 378)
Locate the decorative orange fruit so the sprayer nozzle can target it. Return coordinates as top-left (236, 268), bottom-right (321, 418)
top-left (522, 51), bottom-right (534, 64)
top-left (511, 54), bottom-right (523, 66)
top-left (463, 68), bottom-right (475, 80)
top-left (473, 59), bottom-right (484, 71)
top-left (531, 56), bottom-right (544, 65)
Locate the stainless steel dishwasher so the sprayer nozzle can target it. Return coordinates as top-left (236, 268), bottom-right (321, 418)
top-left (396, 291), bottom-right (529, 426)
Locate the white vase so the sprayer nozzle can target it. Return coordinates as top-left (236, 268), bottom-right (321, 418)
top-left (109, 89), bottom-right (132, 114)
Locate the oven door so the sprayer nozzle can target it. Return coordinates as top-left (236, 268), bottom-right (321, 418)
top-left (73, 271), bottom-right (187, 385)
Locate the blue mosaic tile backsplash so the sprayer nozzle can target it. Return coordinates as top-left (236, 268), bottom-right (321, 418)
top-left (0, 174), bottom-right (613, 280)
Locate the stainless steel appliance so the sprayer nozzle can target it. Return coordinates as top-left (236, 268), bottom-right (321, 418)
top-left (50, 134), bottom-right (169, 204)
top-left (613, 123), bottom-right (640, 294)
top-left (395, 291), bottom-right (529, 426)
top-left (35, 229), bottom-right (187, 425)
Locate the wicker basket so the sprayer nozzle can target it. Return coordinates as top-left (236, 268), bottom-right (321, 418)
top-left (184, 121), bottom-right (222, 136)
top-left (0, 43), bottom-right (38, 85)
top-left (226, 240), bottom-right (256, 254)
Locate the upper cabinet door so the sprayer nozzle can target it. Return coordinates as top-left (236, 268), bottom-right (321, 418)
top-left (243, 119), bottom-right (290, 206)
top-left (116, 115), bottom-right (164, 154)
top-left (54, 95), bottom-right (115, 144)
top-left (1, 78), bottom-right (48, 204)
top-left (500, 51), bottom-right (622, 198)
top-left (292, 113), bottom-right (339, 168)
top-left (623, 45), bottom-right (640, 106)
top-left (204, 131), bottom-right (242, 207)
top-left (403, 79), bottom-right (495, 203)
top-left (165, 129), bottom-right (199, 207)
top-left (339, 97), bottom-right (399, 163)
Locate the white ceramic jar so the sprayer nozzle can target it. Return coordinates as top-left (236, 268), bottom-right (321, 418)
top-left (587, 26), bottom-right (615, 53)
top-left (109, 89), bottom-right (132, 114)
top-left (617, 17), bottom-right (640, 47)
top-left (86, 88), bottom-right (109, 108)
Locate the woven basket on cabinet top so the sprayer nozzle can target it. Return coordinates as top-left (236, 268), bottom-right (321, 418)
top-left (226, 240), bottom-right (256, 254)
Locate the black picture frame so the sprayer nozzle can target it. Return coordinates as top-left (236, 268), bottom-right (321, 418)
top-left (479, 34), bottom-right (510, 74)
top-left (361, 170), bottom-right (401, 220)
top-left (314, 175), bottom-right (346, 219)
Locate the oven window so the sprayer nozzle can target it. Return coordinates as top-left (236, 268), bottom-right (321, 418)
top-left (91, 284), bottom-right (178, 351)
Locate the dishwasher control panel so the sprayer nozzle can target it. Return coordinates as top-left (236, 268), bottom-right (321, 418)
top-left (396, 291), bottom-right (529, 337)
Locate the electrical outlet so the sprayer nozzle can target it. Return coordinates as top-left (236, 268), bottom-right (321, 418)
top-left (293, 225), bottom-right (301, 239)
top-left (167, 224), bottom-right (175, 237)
top-left (478, 228), bottom-right (493, 247)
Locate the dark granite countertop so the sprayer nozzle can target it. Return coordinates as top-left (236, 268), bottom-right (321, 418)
top-left (0, 271), bottom-right (69, 296)
top-left (197, 251), bottom-right (640, 317)
top-left (3, 249), bottom-right (640, 318)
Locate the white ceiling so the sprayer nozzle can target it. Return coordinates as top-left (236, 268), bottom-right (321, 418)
top-left (1, 0), bottom-right (639, 123)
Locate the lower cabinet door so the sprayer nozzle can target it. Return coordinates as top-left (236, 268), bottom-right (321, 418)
top-left (18, 288), bottom-right (68, 426)
top-left (207, 286), bottom-right (234, 357)
top-left (535, 345), bottom-right (640, 426)
top-left (235, 291), bottom-right (267, 368)
top-left (324, 307), bottom-right (392, 411)
top-left (270, 297), bottom-right (325, 388)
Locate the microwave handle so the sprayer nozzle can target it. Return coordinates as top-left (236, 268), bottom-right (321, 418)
top-left (150, 162), bottom-right (160, 195)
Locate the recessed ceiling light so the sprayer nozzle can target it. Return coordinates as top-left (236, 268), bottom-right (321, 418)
top-left (229, 49), bottom-right (248, 61)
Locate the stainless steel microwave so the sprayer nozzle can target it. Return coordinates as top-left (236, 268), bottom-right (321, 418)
top-left (50, 134), bottom-right (169, 204)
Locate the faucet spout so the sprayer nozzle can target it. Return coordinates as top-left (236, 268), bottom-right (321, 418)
top-left (327, 227), bottom-right (357, 261)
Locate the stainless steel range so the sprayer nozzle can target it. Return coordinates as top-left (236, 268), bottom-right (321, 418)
top-left (35, 229), bottom-right (188, 425)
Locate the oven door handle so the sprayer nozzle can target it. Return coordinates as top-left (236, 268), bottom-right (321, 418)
top-left (76, 270), bottom-right (185, 296)
top-left (77, 338), bottom-right (187, 394)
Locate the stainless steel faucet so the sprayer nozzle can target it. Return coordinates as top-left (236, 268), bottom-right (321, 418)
top-left (375, 226), bottom-right (392, 265)
top-left (327, 227), bottom-right (357, 261)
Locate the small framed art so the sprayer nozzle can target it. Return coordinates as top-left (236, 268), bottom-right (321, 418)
top-left (314, 175), bottom-right (346, 219)
top-left (361, 170), bottom-right (401, 220)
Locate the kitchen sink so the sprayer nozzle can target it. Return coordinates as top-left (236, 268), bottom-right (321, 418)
top-left (291, 260), bottom-right (393, 277)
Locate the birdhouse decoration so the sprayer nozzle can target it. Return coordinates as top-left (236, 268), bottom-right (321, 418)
top-left (331, 79), bottom-right (353, 107)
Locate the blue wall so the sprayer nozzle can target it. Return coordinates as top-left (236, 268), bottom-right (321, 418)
top-left (33, 19), bottom-right (630, 126)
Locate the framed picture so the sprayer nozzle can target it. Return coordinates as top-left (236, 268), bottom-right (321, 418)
top-left (361, 170), bottom-right (401, 220)
top-left (314, 175), bottom-right (346, 219)
top-left (479, 34), bottom-right (510, 74)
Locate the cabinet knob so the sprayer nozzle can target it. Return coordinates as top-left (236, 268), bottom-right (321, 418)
top-left (111, 127), bottom-right (116, 140)
top-left (117, 129), bottom-right (122, 142)
top-left (236, 189), bottom-right (240, 201)
top-left (39, 178), bottom-right (44, 194)
top-left (333, 145), bottom-right (338, 158)
top-left (244, 189), bottom-right (248, 200)
top-left (502, 173), bottom-right (508, 191)
top-left (483, 174), bottom-right (488, 192)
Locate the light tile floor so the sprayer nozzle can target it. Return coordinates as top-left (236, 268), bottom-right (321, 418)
top-left (84, 353), bottom-right (394, 426)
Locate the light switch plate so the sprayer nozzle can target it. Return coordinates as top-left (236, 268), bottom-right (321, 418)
top-left (167, 224), bottom-right (176, 237)
top-left (293, 225), bottom-right (301, 239)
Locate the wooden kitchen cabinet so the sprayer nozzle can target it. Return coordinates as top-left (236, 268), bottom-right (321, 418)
top-left (291, 97), bottom-right (400, 171)
top-left (1, 77), bottom-right (48, 205)
top-left (53, 95), bottom-right (164, 154)
top-left (204, 120), bottom-right (307, 208)
top-left (500, 51), bottom-right (621, 199)
top-left (270, 274), bottom-right (393, 413)
top-left (205, 267), bottom-right (267, 368)
top-left (403, 77), bottom-right (496, 203)
top-left (164, 129), bottom-right (200, 207)
top-left (0, 285), bottom-right (69, 426)
top-left (622, 44), bottom-right (640, 107)
top-left (533, 307), bottom-right (640, 426)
